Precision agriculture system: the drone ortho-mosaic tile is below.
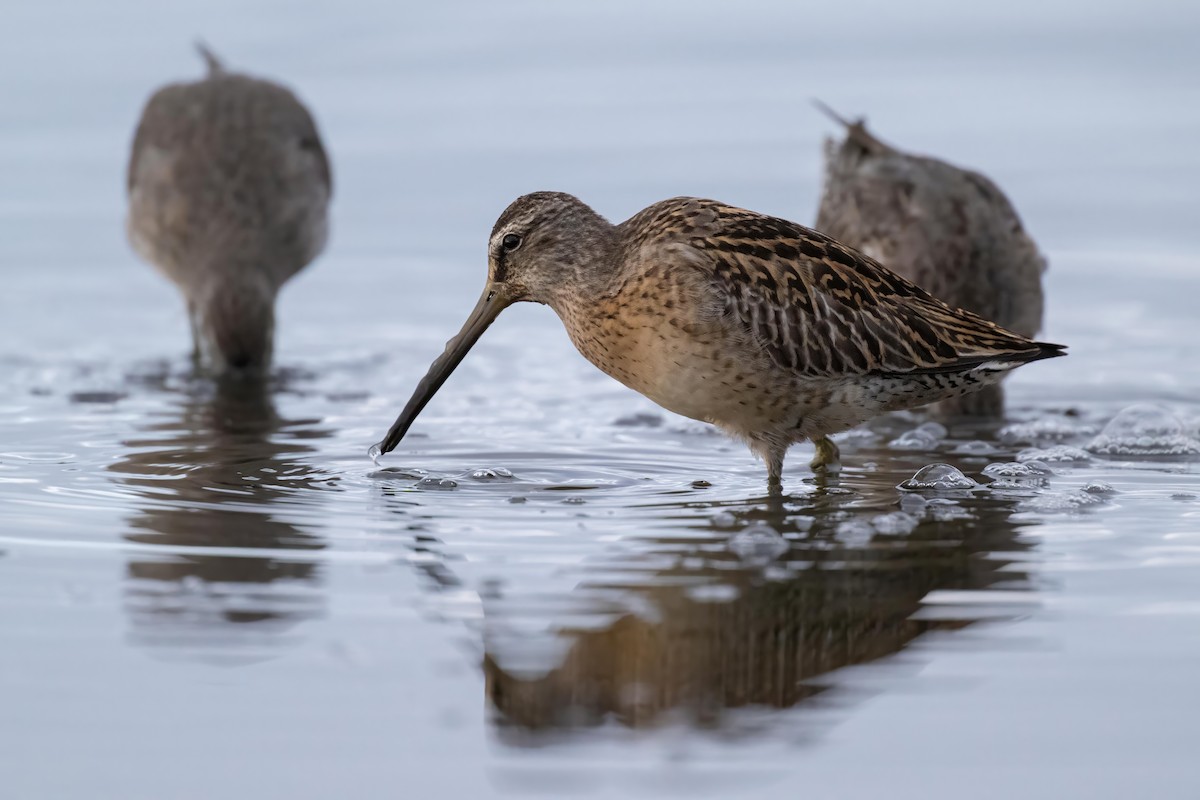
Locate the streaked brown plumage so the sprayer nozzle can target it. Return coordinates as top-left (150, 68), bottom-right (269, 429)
top-left (126, 44), bottom-right (331, 375)
top-left (377, 192), bottom-right (1064, 487)
top-left (814, 104), bottom-right (1047, 417)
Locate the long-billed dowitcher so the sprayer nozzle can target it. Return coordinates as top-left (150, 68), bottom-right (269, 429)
top-left (126, 44), bottom-right (331, 375)
top-left (814, 103), bottom-right (1047, 418)
top-left (376, 192), bottom-right (1064, 487)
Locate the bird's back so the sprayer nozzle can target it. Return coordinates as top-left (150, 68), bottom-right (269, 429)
top-left (127, 62), bottom-right (331, 292)
top-left (816, 126), bottom-right (1045, 341)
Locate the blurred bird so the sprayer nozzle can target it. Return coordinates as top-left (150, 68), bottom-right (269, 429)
top-left (376, 192), bottom-right (1064, 487)
top-left (814, 102), bottom-right (1047, 418)
top-left (126, 43), bottom-right (331, 375)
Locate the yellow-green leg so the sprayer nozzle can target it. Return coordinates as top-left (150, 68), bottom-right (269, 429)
top-left (810, 436), bottom-right (841, 473)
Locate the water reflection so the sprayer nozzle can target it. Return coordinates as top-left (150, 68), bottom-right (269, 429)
top-left (479, 469), bottom-right (1033, 740)
top-left (109, 378), bottom-right (337, 662)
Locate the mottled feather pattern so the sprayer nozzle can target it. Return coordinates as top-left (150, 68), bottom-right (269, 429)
top-left (379, 190), bottom-right (1064, 485)
top-left (621, 197), bottom-right (1059, 380)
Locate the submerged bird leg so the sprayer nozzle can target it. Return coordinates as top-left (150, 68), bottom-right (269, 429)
top-left (756, 440), bottom-right (786, 494)
top-left (810, 436), bottom-right (842, 473)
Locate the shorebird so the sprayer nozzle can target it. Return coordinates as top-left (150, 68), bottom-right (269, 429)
top-left (376, 192), bottom-right (1064, 487)
top-left (126, 44), bottom-right (331, 375)
top-left (814, 103), bottom-right (1047, 417)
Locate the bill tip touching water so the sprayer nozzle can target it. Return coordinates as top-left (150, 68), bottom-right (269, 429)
top-left (375, 192), bottom-right (1065, 486)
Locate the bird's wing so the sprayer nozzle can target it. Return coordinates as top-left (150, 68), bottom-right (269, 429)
top-left (631, 197), bottom-right (1062, 378)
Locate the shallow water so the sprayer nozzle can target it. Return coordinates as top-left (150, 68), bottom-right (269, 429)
top-left (3, 1), bottom-right (1200, 797)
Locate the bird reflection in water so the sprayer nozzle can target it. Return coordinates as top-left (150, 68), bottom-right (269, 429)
top-left (109, 377), bottom-right (337, 662)
top-left (481, 470), bottom-right (1033, 741)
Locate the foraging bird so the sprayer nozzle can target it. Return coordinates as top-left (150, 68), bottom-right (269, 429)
top-left (376, 192), bottom-right (1064, 487)
top-left (126, 44), bottom-right (331, 375)
top-left (814, 103), bottom-right (1047, 417)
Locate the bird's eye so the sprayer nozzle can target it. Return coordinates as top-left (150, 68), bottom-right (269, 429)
top-left (502, 233), bottom-right (522, 253)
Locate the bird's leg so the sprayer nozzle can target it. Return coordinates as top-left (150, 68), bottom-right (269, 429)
top-left (187, 300), bottom-right (202, 366)
top-left (810, 436), bottom-right (842, 473)
top-left (764, 444), bottom-right (786, 495)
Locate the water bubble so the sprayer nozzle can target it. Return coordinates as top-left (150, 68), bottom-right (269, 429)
top-left (898, 463), bottom-right (978, 491)
top-left (836, 519), bottom-right (876, 545)
top-left (416, 477), bottom-right (458, 491)
top-left (999, 417), bottom-right (1097, 444)
top-left (899, 493), bottom-right (928, 515)
top-left (1017, 446), bottom-right (1091, 463)
top-left (711, 510), bottom-right (738, 529)
top-left (691, 479), bottom-right (713, 489)
top-left (562, 496), bottom-right (586, 505)
top-left (508, 496), bottom-right (527, 504)
top-left (727, 523), bottom-right (789, 564)
top-left (916, 421), bottom-right (948, 440)
top-left (1019, 489), bottom-right (1107, 514)
top-left (954, 440), bottom-right (998, 456)
top-left (1086, 404), bottom-right (1200, 456)
top-left (871, 511), bottom-right (919, 535)
top-left (791, 515), bottom-right (815, 533)
top-left (833, 428), bottom-right (880, 446)
top-left (371, 466), bottom-right (429, 480)
top-left (982, 461), bottom-right (1054, 479)
top-left (1083, 482), bottom-right (1116, 495)
top-left (888, 428), bottom-right (941, 451)
top-left (927, 502), bottom-right (975, 522)
top-left (470, 467), bottom-right (514, 480)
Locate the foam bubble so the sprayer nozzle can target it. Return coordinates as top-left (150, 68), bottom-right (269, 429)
top-left (898, 463), bottom-right (979, 491)
top-left (1087, 404), bottom-right (1200, 456)
top-left (1017, 446), bottom-right (1091, 463)
top-left (728, 523), bottom-right (789, 564)
top-left (871, 511), bottom-right (920, 535)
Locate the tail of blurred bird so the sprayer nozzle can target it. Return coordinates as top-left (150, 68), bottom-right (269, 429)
top-left (195, 40), bottom-right (225, 76)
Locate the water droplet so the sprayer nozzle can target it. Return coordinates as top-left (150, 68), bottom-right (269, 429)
top-left (368, 443), bottom-right (383, 466)
top-left (898, 463), bottom-right (979, 491)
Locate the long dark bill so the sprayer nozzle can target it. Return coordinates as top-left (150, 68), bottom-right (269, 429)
top-left (376, 285), bottom-right (508, 455)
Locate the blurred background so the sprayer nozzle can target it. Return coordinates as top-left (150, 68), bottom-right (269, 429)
top-left (2, 1), bottom-right (1198, 798)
